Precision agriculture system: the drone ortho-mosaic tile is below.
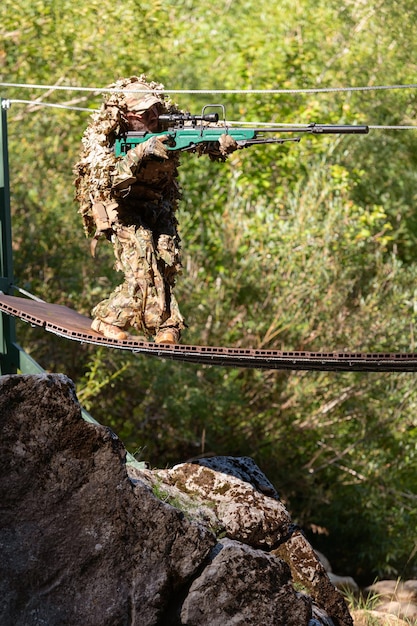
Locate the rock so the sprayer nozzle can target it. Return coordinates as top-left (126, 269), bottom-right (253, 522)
top-left (365, 580), bottom-right (417, 622)
top-left (195, 455), bottom-right (280, 498)
top-left (150, 461), bottom-right (293, 547)
top-left (350, 609), bottom-right (411, 625)
top-left (0, 373), bottom-right (353, 626)
top-left (315, 550), bottom-right (333, 573)
top-left (366, 579), bottom-right (417, 603)
top-left (275, 530), bottom-right (352, 626)
top-left (315, 551), bottom-right (359, 594)
top-left (373, 601), bottom-right (417, 622)
top-left (0, 374), bottom-right (215, 626)
top-left (328, 574), bottom-right (359, 594)
top-left (180, 538), bottom-right (311, 626)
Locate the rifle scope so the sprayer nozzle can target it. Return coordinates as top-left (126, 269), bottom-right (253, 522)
top-left (158, 113), bottom-right (219, 124)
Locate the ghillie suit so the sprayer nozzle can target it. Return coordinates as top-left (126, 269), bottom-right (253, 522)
top-left (74, 76), bottom-right (185, 343)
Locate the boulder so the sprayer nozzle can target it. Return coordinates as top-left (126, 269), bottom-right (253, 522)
top-left (0, 374), bottom-right (215, 626)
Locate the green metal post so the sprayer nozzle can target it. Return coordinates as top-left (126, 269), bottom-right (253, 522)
top-left (0, 97), bottom-right (19, 374)
top-left (0, 98), bottom-right (58, 376)
top-left (0, 98), bottom-right (47, 375)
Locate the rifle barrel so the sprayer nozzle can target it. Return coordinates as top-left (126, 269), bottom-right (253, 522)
top-left (254, 124), bottom-right (369, 135)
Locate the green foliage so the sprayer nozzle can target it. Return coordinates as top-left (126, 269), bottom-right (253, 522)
top-left (1, 0), bottom-right (417, 583)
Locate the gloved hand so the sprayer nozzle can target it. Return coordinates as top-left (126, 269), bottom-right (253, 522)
top-left (111, 136), bottom-right (169, 192)
top-left (142, 135), bottom-right (169, 160)
top-left (218, 133), bottom-right (238, 156)
top-left (196, 133), bottom-right (239, 162)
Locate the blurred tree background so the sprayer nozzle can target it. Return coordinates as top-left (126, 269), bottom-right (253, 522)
top-left (1, 0), bottom-right (417, 584)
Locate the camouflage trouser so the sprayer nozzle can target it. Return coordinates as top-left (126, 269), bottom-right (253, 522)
top-left (92, 224), bottom-right (185, 338)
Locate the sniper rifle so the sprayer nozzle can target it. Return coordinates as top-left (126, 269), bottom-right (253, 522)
top-left (114, 104), bottom-right (369, 157)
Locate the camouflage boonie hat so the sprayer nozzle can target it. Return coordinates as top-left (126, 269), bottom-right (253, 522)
top-left (124, 84), bottom-right (163, 113)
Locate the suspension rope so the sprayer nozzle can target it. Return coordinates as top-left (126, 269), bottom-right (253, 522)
top-left (11, 285), bottom-right (46, 303)
top-left (7, 99), bottom-right (96, 113)
top-left (2, 81), bottom-right (417, 95)
top-left (368, 125), bottom-right (417, 130)
top-left (4, 100), bottom-right (417, 130)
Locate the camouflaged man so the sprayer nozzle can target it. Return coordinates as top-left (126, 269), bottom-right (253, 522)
top-left (74, 75), bottom-right (237, 344)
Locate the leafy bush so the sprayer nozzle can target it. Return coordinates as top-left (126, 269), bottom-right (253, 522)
top-left (1, 0), bottom-right (417, 581)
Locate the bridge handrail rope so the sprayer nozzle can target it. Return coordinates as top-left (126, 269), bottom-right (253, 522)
top-left (2, 81), bottom-right (417, 95)
top-left (2, 82), bottom-right (417, 130)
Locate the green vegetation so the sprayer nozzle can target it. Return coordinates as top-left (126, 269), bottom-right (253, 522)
top-left (1, 0), bottom-right (417, 584)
